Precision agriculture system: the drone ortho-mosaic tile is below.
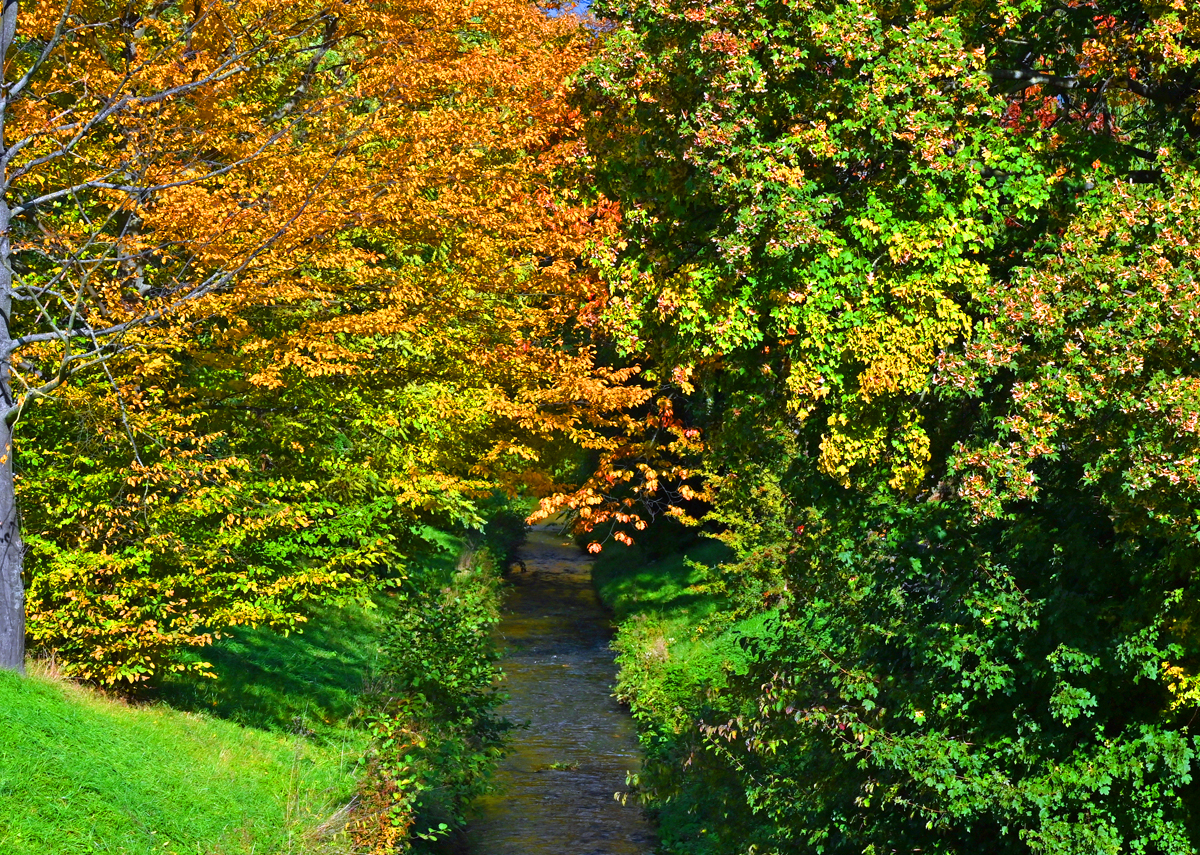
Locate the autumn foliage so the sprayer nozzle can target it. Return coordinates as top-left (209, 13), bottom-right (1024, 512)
top-left (10, 0), bottom-right (639, 683)
top-left (573, 0), bottom-right (1200, 853)
top-left (11, 0), bottom-right (1200, 852)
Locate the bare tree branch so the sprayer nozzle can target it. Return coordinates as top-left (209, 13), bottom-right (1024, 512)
top-left (10, 96), bottom-right (333, 217)
top-left (6, 0), bottom-right (72, 103)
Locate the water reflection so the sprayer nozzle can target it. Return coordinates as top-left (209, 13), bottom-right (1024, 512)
top-left (466, 526), bottom-right (656, 854)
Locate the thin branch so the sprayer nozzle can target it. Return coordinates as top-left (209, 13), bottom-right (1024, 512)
top-left (989, 68), bottom-right (1081, 92)
top-left (6, 0), bottom-right (73, 103)
top-left (11, 97), bottom-right (331, 217)
top-left (95, 331), bottom-right (144, 466)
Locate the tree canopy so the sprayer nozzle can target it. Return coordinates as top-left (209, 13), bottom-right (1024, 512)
top-left (8, 1), bottom-right (1200, 852)
top-left (7, 0), bottom-right (640, 682)
top-left (572, 0), bottom-right (1200, 852)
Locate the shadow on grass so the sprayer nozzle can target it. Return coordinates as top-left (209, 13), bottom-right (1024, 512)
top-left (153, 594), bottom-right (405, 740)
top-left (592, 538), bottom-right (734, 623)
top-left (153, 543), bottom-right (466, 738)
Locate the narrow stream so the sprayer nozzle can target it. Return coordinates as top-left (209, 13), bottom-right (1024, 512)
top-left (466, 525), bottom-right (656, 854)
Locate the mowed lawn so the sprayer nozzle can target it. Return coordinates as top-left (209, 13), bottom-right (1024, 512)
top-left (0, 666), bottom-right (362, 855)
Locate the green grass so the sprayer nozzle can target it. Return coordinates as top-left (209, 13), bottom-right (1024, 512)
top-left (157, 595), bottom-right (405, 740)
top-left (592, 535), bottom-right (779, 729)
top-left (594, 537), bottom-right (767, 681)
top-left (0, 666), bottom-right (360, 855)
top-left (593, 538), bottom-right (733, 624)
top-left (594, 538), bottom-right (742, 720)
top-left (0, 541), bottom-right (494, 855)
top-left (0, 590), bottom-right (430, 855)
top-left (154, 545), bottom-right (462, 740)
top-left (592, 534), bottom-right (783, 855)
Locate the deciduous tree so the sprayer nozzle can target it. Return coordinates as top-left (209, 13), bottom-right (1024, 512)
top-left (0, 0), bottom-right (384, 671)
top-left (12, 0), bottom-right (644, 682)
top-left (580, 0), bottom-right (1200, 851)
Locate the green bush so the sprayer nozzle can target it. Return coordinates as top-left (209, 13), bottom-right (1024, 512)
top-left (593, 537), bottom-right (784, 854)
top-left (353, 551), bottom-right (510, 852)
top-left (482, 505), bottom-right (529, 570)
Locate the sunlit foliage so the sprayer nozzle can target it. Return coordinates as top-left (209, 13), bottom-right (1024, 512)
top-left (579, 0), bottom-right (1200, 852)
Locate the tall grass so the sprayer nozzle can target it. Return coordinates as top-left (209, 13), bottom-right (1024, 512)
top-left (591, 536), bottom-right (783, 853)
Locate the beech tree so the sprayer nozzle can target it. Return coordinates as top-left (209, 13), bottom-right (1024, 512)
top-left (6, 0), bottom-right (644, 683)
top-left (0, 0), bottom-right (383, 672)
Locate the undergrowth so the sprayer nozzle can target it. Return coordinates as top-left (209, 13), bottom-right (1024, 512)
top-left (593, 530), bottom-right (781, 855)
top-left (350, 538), bottom-right (516, 854)
top-left (3, 508), bottom-right (523, 855)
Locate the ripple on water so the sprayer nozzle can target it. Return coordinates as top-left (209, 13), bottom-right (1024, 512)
top-left (466, 527), bottom-right (656, 855)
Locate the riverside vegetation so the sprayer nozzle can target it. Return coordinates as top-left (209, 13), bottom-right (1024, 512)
top-left (3, 0), bottom-right (621, 850)
top-left (1, 511), bottom-right (523, 854)
top-left (565, 0), bottom-right (1200, 853)
top-left (4, 1), bottom-right (1200, 854)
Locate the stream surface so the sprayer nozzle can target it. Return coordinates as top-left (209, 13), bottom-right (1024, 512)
top-left (466, 525), bottom-right (656, 854)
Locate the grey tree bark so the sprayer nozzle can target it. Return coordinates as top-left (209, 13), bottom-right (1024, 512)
top-left (0, 0), bottom-right (25, 674)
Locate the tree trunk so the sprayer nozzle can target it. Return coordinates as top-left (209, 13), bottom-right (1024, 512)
top-left (0, 184), bottom-right (22, 673)
top-left (0, 418), bottom-right (23, 674)
top-left (0, 162), bottom-right (23, 676)
top-left (0, 0), bottom-right (26, 674)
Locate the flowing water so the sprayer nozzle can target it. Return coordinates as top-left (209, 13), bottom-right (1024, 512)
top-left (466, 525), bottom-right (656, 854)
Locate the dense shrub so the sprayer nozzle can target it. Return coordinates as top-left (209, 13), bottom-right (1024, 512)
top-left (352, 551), bottom-right (509, 852)
top-left (581, 0), bottom-right (1200, 850)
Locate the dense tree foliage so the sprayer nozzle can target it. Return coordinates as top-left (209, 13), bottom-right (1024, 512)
top-left (11, 0), bottom-right (1200, 851)
top-left (7, 0), bottom-right (636, 682)
top-left (578, 0), bottom-right (1200, 853)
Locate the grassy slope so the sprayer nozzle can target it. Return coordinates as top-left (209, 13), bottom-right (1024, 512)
top-left (0, 541), bottom-right (489, 855)
top-left (0, 667), bottom-right (360, 855)
top-left (593, 537), bottom-right (772, 716)
top-left (154, 541), bottom-right (460, 741)
top-left (592, 535), bottom-right (779, 855)
top-left (0, 591), bottom-right (423, 855)
top-left (158, 595), bottom-right (405, 740)
top-left (0, 527), bottom-right (517, 855)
